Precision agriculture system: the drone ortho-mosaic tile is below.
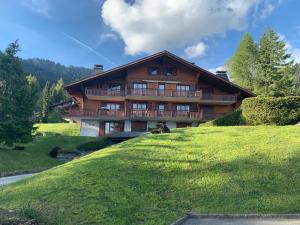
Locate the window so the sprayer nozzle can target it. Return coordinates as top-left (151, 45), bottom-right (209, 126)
top-left (165, 67), bottom-right (176, 76)
top-left (176, 104), bottom-right (190, 112)
top-left (159, 84), bottom-right (165, 90)
top-left (105, 103), bottom-right (120, 110)
top-left (132, 103), bottom-right (147, 110)
top-left (133, 83), bottom-right (147, 89)
top-left (148, 67), bottom-right (159, 75)
top-left (104, 122), bottom-right (122, 134)
top-left (176, 85), bottom-right (190, 92)
top-left (158, 104), bottom-right (165, 111)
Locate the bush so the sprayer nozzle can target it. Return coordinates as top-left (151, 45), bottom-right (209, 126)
top-left (241, 96), bottom-right (300, 125)
top-left (49, 146), bottom-right (61, 158)
top-left (76, 137), bottom-right (110, 151)
top-left (200, 109), bottom-right (246, 126)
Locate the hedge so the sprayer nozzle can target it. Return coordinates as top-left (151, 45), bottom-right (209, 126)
top-left (200, 109), bottom-right (246, 126)
top-left (241, 96), bottom-right (300, 125)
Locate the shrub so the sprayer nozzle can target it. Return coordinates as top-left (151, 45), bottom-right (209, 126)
top-left (200, 109), bottom-right (246, 126)
top-left (49, 146), bottom-right (61, 158)
top-left (76, 137), bottom-right (110, 151)
top-left (241, 96), bottom-right (300, 125)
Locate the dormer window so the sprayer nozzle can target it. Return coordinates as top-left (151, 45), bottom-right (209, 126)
top-left (165, 67), bottom-right (176, 76)
top-left (148, 67), bottom-right (159, 75)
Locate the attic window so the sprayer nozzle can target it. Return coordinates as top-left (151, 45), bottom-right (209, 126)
top-left (148, 67), bottom-right (159, 75)
top-left (165, 67), bottom-right (176, 76)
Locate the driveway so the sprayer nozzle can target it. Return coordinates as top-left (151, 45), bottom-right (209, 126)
top-left (0, 173), bottom-right (36, 186)
top-left (181, 217), bottom-right (300, 225)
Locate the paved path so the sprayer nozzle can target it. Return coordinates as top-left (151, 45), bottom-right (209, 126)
top-left (182, 218), bottom-right (300, 225)
top-left (0, 173), bottom-right (36, 186)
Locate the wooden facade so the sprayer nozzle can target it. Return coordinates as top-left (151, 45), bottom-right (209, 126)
top-left (65, 51), bottom-right (253, 137)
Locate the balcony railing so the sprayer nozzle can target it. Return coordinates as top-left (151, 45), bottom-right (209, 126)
top-left (127, 88), bottom-right (202, 98)
top-left (85, 88), bottom-right (236, 102)
top-left (68, 109), bottom-right (225, 121)
top-left (85, 88), bottom-right (125, 97)
top-left (68, 109), bottom-right (126, 118)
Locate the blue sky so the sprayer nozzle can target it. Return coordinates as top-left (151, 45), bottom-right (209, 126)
top-left (1, 0), bottom-right (300, 72)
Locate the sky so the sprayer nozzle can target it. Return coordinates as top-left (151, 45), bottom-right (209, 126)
top-left (1, 0), bottom-right (300, 72)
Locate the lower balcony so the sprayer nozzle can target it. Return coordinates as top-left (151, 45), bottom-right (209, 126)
top-left (67, 109), bottom-right (226, 122)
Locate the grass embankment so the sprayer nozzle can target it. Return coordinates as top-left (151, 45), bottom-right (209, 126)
top-left (0, 123), bottom-right (95, 175)
top-left (0, 126), bottom-right (299, 224)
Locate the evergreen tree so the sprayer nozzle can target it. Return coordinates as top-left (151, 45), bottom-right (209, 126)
top-left (0, 41), bottom-right (34, 144)
top-left (40, 81), bottom-right (50, 123)
top-left (227, 32), bottom-right (258, 90)
top-left (294, 63), bottom-right (300, 95)
top-left (255, 29), bottom-right (296, 96)
top-left (26, 74), bottom-right (41, 110)
top-left (50, 78), bottom-right (68, 105)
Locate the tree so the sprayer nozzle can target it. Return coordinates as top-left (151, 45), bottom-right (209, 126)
top-left (254, 29), bottom-right (296, 96)
top-left (26, 74), bottom-right (41, 111)
top-left (50, 78), bottom-right (68, 105)
top-left (227, 32), bottom-right (258, 90)
top-left (294, 63), bottom-right (300, 95)
top-left (40, 81), bottom-right (51, 123)
top-left (0, 41), bottom-right (34, 144)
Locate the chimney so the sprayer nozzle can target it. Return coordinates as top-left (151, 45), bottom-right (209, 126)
top-left (216, 71), bottom-right (229, 81)
top-left (93, 64), bottom-right (103, 74)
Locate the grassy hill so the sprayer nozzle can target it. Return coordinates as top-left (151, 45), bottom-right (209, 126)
top-left (0, 126), bottom-right (299, 224)
top-left (0, 123), bottom-right (95, 175)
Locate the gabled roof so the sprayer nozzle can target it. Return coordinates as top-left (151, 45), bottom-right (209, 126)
top-left (65, 50), bottom-right (254, 97)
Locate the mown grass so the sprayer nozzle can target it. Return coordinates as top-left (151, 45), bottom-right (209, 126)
top-left (0, 123), bottom-right (94, 174)
top-left (34, 123), bottom-right (80, 136)
top-left (0, 126), bottom-right (299, 225)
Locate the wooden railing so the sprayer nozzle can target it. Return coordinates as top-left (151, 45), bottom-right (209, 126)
top-left (85, 88), bottom-right (236, 102)
top-left (68, 109), bottom-right (225, 120)
top-left (85, 88), bottom-right (125, 96)
top-left (127, 88), bottom-right (202, 98)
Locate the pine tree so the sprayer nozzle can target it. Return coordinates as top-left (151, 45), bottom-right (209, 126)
top-left (227, 32), bottom-right (258, 90)
top-left (255, 29), bottom-right (296, 96)
top-left (294, 63), bottom-right (300, 95)
top-left (50, 78), bottom-right (68, 105)
top-left (0, 41), bottom-right (34, 144)
top-left (40, 81), bottom-right (50, 123)
top-left (26, 74), bottom-right (41, 111)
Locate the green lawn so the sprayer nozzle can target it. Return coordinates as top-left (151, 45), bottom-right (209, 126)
top-left (34, 123), bottom-right (81, 136)
top-left (0, 126), bottom-right (299, 224)
top-left (0, 123), bottom-right (95, 175)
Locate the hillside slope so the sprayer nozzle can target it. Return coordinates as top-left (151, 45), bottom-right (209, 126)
top-left (0, 126), bottom-right (299, 224)
top-left (21, 58), bottom-right (92, 85)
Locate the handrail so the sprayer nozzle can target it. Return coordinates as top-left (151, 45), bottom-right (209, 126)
top-left (85, 87), bottom-right (236, 101)
top-left (68, 109), bottom-right (225, 120)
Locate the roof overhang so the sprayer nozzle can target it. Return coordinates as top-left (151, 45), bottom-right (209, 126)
top-left (64, 50), bottom-right (254, 98)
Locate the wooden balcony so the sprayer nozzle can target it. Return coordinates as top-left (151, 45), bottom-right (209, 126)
top-left (85, 88), bottom-right (125, 101)
top-left (85, 88), bottom-right (237, 105)
top-left (67, 109), bottom-right (225, 122)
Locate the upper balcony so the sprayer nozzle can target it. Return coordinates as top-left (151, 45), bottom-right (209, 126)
top-left (85, 88), bottom-right (125, 101)
top-left (85, 87), bottom-right (237, 105)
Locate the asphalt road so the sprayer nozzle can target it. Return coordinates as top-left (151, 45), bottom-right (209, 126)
top-left (182, 218), bottom-right (300, 225)
top-left (0, 173), bottom-right (36, 186)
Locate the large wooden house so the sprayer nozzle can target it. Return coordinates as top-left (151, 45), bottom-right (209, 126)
top-left (65, 51), bottom-right (253, 136)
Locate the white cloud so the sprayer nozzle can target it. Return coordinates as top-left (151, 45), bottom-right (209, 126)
top-left (101, 0), bottom-right (275, 55)
top-left (94, 33), bottom-right (119, 48)
top-left (279, 33), bottom-right (300, 63)
top-left (209, 66), bottom-right (226, 73)
top-left (260, 3), bottom-right (275, 19)
top-left (184, 42), bottom-right (207, 59)
top-left (100, 33), bottom-right (118, 42)
top-left (23, 0), bottom-right (50, 17)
